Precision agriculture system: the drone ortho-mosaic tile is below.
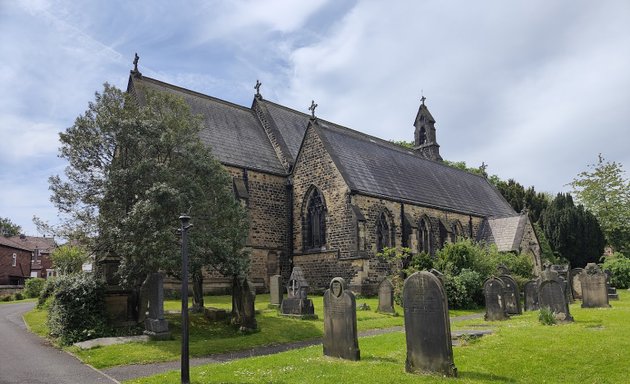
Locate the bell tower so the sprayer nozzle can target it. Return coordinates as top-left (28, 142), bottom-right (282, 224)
top-left (413, 96), bottom-right (442, 161)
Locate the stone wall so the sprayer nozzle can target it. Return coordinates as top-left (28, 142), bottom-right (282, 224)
top-left (292, 251), bottom-right (359, 294)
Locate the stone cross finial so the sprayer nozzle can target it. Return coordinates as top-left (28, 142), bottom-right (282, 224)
top-left (254, 80), bottom-right (262, 96)
top-left (133, 53), bottom-right (139, 72)
top-left (421, 95), bottom-right (426, 105)
top-left (309, 100), bottom-right (318, 118)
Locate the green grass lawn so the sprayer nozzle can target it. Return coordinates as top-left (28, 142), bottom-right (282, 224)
top-left (24, 293), bottom-right (479, 369)
top-left (125, 291), bottom-right (630, 384)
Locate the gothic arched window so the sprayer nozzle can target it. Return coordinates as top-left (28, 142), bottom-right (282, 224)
top-left (451, 221), bottom-right (464, 242)
top-left (303, 187), bottom-right (326, 250)
top-left (418, 217), bottom-right (431, 254)
top-left (376, 211), bottom-right (392, 252)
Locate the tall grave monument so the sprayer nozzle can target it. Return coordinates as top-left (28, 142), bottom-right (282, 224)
top-left (281, 266), bottom-right (316, 318)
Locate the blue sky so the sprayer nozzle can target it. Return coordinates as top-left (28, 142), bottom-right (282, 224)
top-left (1, 0), bottom-right (629, 236)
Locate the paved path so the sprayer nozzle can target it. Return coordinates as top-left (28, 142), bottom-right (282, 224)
top-left (104, 312), bottom-right (486, 382)
top-left (0, 301), bottom-right (119, 384)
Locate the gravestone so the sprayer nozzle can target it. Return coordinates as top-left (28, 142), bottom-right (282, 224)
top-left (144, 273), bottom-right (171, 340)
top-left (580, 263), bottom-right (610, 308)
top-left (604, 269), bottom-right (619, 300)
top-left (539, 279), bottom-right (574, 322)
top-left (540, 263), bottom-right (560, 283)
top-left (239, 278), bottom-right (258, 332)
top-left (403, 271), bottom-right (457, 377)
top-left (570, 268), bottom-right (584, 300)
top-left (377, 279), bottom-right (395, 314)
top-left (498, 275), bottom-right (521, 315)
top-left (523, 280), bottom-right (539, 311)
top-left (280, 266), bottom-right (316, 318)
top-left (497, 264), bottom-right (511, 276)
top-left (483, 277), bottom-right (509, 321)
top-left (323, 277), bottom-right (360, 361)
top-left (269, 274), bottom-right (283, 307)
top-left (430, 268), bottom-right (445, 286)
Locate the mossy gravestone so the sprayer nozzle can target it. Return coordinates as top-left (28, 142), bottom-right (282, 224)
top-left (483, 277), bottom-right (509, 321)
top-left (269, 274), bottom-right (283, 308)
top-left (323, 277), bottom-right (360, 361)
top-left (499, 275), bottom-right (521, 315)
top-left (539, 279), bottom-right (574, 323)
top-left (144, 272), bottom-right (170, 340)
top-left (570, 268), bottom-right (584, 300)
top-left (524, 280), bottom-right (539, 311)
top-left (403, 271), bottom-right (457, 377)
top-left (580, 263), bottom-right (610, 308)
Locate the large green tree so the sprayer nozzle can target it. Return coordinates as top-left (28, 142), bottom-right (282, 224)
top-left (494, 179), bottom-right (549, 223)
top-left (540, 193), bottom-right (606, 267)
top-left (570, 154), bottom-right (630, 253)
top-left (0, 217), bottom-right (21, 237)
top-left (50, 83), bottom-right (249, 316)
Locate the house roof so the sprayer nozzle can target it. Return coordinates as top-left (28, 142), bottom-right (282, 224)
top-left (311, 121), bottom-right (516, 217)
top-left (128, 75), bottom-right (286, 175)
top-left (0, 235), bottom-right (56, 253)
top-left (477, 214), bottom-right (528, 251)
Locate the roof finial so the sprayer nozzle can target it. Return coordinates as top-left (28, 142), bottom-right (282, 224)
top-left (131, 53), bottom-right (142, 77)
top-left (421, 90), bottom-right (426, 106)
top-left (254, 80), bottom-right (262, 99)
top-left (308, 100), bottom-right (318, 119)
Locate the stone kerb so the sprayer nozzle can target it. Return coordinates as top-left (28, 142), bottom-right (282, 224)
top-left (483, 277), bottom-right (509, 321)
top-left (323, 277), bottom-right (360, 361)
top-left (498, 275), bottom-right (521, 315)
top-left (403, 271), bottom-right (457, 377)
top-left (580, 263), bottom-right (610, 308)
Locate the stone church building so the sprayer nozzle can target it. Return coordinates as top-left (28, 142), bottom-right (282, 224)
top-left (127, 64), bottom-right (541, 295)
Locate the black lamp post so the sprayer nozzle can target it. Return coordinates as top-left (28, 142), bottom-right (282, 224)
top-left (179, 214), bottom-right (192, 384)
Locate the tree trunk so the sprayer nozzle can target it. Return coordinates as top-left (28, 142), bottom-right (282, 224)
top-left (231, 275), bottom-right (243, 326)
top-left (191, 270), bottom-right (204, 313)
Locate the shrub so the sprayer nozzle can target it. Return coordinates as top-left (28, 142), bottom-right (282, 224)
top-left (38, 277), bottom-right (62, 308)
top-left (24, 278), bottom-right (46, 298)
top-left (1, 294), bottom-right (13, 302)
top-left (13, 291), bottom-right (24, 300)
top-left (539, 307), bottom-right (557, 325)
top-left (443, 269), bottom-right (484, 309)
top-left (47, 273), bottom-right (110, 345)
top-left (602, 253), bottom-right (630, 289)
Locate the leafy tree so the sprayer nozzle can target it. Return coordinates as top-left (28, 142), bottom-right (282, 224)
top-left (540, 193), bottom-right (606, 267)
top-left (51, 245), bottom-right (89, 275)
top-left (50, 84), bottom-right (249, 319)
top-left (494, 179), bottom-right (549, 223)
top-left (0, 217), bottom-right (21, 237)
top-left (570, 154), bottom-right (630, 253)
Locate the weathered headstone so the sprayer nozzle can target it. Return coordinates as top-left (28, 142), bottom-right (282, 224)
top-left (483, 277), bottom-right (509, 321)
top-left (323, 277), bottom-right (360, 361)
top-left (280, 266), bottom-right (316, 318)
top-left (604, 269), bottom-right (619, 300)
top-left (570, 268), bottom-right (584, 300)
top-left (580, 263), bottom-right (610, 308)
top-left (377, 278), bottom-right (395, 314)
top-left (144, 272), bottom-right (171, 340)
top-left (540, 264), bottom-right (560, 283)
top-left (430, 268), bottom-right (445, 286)
top-left (269, 274), bottom-right (283, 307)
top-left (539, 279), bottom-right (573, 322)
top-left (497, 264), bottom-right (511, 276)
top-left (498, 275), bottom-right (521, 315)
top-left (523, 280), bottom-right (539, 311)
top-left (403, 271), bottom-right (457, 377)
top-left (239, 278), bottom-right (258, 332)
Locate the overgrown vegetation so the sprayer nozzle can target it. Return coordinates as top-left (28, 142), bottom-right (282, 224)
top-left (46, 273), bottom-right (110, 345)
top-left (538, 307), bottom-right (557, 325)
top-left (602, 252), bottom-right (630, 289)
top-left (51, 245), bottom-right (88, 275)
top-left (24, 278), bottom-right (45, 298)
top-left (379, 239), bottom-right (534, 309)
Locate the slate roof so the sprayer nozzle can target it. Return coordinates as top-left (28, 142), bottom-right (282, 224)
top-left (258, 100), bottom-right (311, 161)
top-left (477, 214), bottom-right (528, 251)
top-left (311, 121), bottom-right (516, 217)
top-left (0, 235), bottom-right (56, 253)
top-left (129, 76), bottom-right (286, 175)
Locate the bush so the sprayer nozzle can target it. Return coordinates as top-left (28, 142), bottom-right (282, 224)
top-left (38, 277), bottom-right (62, 308)
top-left (1, 294), bottom-right (13, 302)
top-left (443, 269), bottom-right (484, 309)
top-left (539, 307), bottom-right (557, 325)
top-left (13, 291), bottom-right (24, 300)
top-left (602, 253), bottom-right (630, 289)
top-left (47, 273), bottom-right (111, 345)
top-left (24, 278), bottom-right (46, 298)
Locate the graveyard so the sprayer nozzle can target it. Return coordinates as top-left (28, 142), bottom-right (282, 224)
top-left (23, 283), bottom-right (630, 383)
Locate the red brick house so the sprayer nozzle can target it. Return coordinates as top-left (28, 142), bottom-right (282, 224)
top-left (0, 235), bottom-right (57, 284)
